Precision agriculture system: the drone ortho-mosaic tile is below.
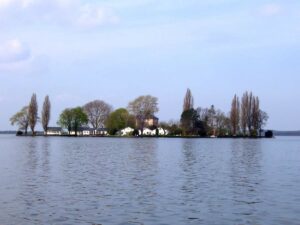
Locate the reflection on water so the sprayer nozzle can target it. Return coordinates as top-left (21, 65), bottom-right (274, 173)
top-left (0, 136), bottom-right (300, 225)
top-left (230, 140), bottom-right (263, 224)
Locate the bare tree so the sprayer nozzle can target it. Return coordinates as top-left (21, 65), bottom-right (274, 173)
top-left (42, 95), bottom-right (51, 135)
top-left (258, 110), bottom-right (269, 136)
top-left (230, 94), bottom-right (240, 136)
top-left (128, 95), bottom-right (159, 133)
top-left (252, 96), bottom-right (260, 133)
top-left (215, 110), bottom-right (230, 136)
top-left (207, 105), bottom-right (216, 136)
top-left (183, 88), bottom-right (194, 112)
top-left (28, 93), bottom-right (38, 135)
top-left (247, 92), bottom-right (254, 133)
top-left (241, 92), bottom-right (249, 135)
top-left (241, 92), bottom-right (265, 136)
top-left (197, 107), bottom-right (209, 122)
top-left (10, 106), bottom-right (29, 134)
top-left (83, 100), bottom-right (112, 129)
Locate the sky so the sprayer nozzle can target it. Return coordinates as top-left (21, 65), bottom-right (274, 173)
top-left (0, 0), bottom-right (300, 131)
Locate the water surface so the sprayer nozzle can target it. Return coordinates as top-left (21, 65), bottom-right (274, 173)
top-left (0, 135), bottom-right (299, 225)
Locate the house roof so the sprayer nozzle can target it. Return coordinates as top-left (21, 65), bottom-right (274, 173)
top-left (48, 127), bottom-right (62, 131)
top-left (71, 127), bottom-right (108, 132)
top-left (76, 127), bottom-right (93, 132)
top-left (96, 128), bottom-right (108, 131)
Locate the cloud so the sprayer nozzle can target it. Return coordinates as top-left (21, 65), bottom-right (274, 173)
top-left (260, 3), bottom-right (281, 16)
top-left (0, 39), bottom-right (30, 64)
top-left (77, 4), bottom-right (119, 28)
top-left (0, 0), bottom-right (35, 9)
top-left (0, 0), bottom-right (13, 8)
top-left (0, 0), bottom-right (119, 28)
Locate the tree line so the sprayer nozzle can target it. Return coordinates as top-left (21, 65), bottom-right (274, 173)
top-left (10, 94), bottom-right (159, 136)
top-left (10, 94), bottom-right (51, 135)
top-left (10, 90), bottom-right (268, 137)
top-left (178, 89), bottom-right (268, 137)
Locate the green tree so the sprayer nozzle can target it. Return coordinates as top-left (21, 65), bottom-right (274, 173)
top-left (58, 108), bottom-right (73, 134)
top-left (180, 108), bottom-right (202, 136)
top-left (161, 120), bottom-right (182, 136)
top-left (58, 107), bottom-right (88, 136)
top-left (169, 124), bottom-right (183, 136)
top-left (10, 106), bottom-right (29, 134)
top-left (71, 107), bottom-right (88, 136)
top-left (105, 108), bottom-right (135, 135)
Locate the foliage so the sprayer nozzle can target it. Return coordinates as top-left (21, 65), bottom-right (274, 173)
top-left (160, 120), bottom-right (182, 136)
top-left (132, 129), bottom-right (139, 136)
top-left (196, 106), bottom-right (231, 136)
top-left (180, 109), bottom-right (205, 136)
top-left (16, 130), bottom-right (23, 136)
top-left (58, 107), bottom-right (88, 135)
top-left (105, 108), bottom-right (135, 135)
top-left (169, 125), bottom-right (183, 136)
top-left (72, 107), bottom-right (88, 135)
top-left (10, 106), bottom-right (29, 134)
top-left (58, 108), bottom-right (73, 133)
top-left (265, 130), bottom-right (273, 138)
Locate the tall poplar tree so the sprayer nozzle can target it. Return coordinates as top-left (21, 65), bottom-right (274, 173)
top-left (28, 93), bottom-right (38, 135)
top-left (230, 94), bottom-right (240, 136)
top-left (42, 95), bottom-right (51, 134)
top-left (183, 88), bottom-right (194, 112)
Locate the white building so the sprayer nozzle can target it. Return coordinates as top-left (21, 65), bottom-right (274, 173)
top-left (70, 127), bottom-right (108, 136)
top-left (139, 128), bottom-right (153, 136)
top-left (138, 127), bottom-right (169, 136)
top-left (156, 127), bottom-right (169, 135)
top-left (120, 127), bottom-right (134, 136)
top-left (70, 127), bottom-right (92, 136)
top-left (45, 127), bottom-right (62, 136)
top-left (94, 128), bottom-right (108, 136)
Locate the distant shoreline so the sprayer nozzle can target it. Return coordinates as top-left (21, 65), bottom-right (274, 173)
top-left (7, 134), bottom-right (274, 139)
top-left (1, 130), bottom-right (298, 137)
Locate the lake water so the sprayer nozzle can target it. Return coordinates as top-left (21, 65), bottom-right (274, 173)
top-left (0, 135), bottom-right (300, 225)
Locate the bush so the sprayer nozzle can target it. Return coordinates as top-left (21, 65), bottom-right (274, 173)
top-left (16, 130), bottom-right (23, 136)
top-left (250, 130), bottom-right (258, 137)
top-left (265, 130), bottom-right (273, 138)
top-left (132, 129), bottom-right (139, 136)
